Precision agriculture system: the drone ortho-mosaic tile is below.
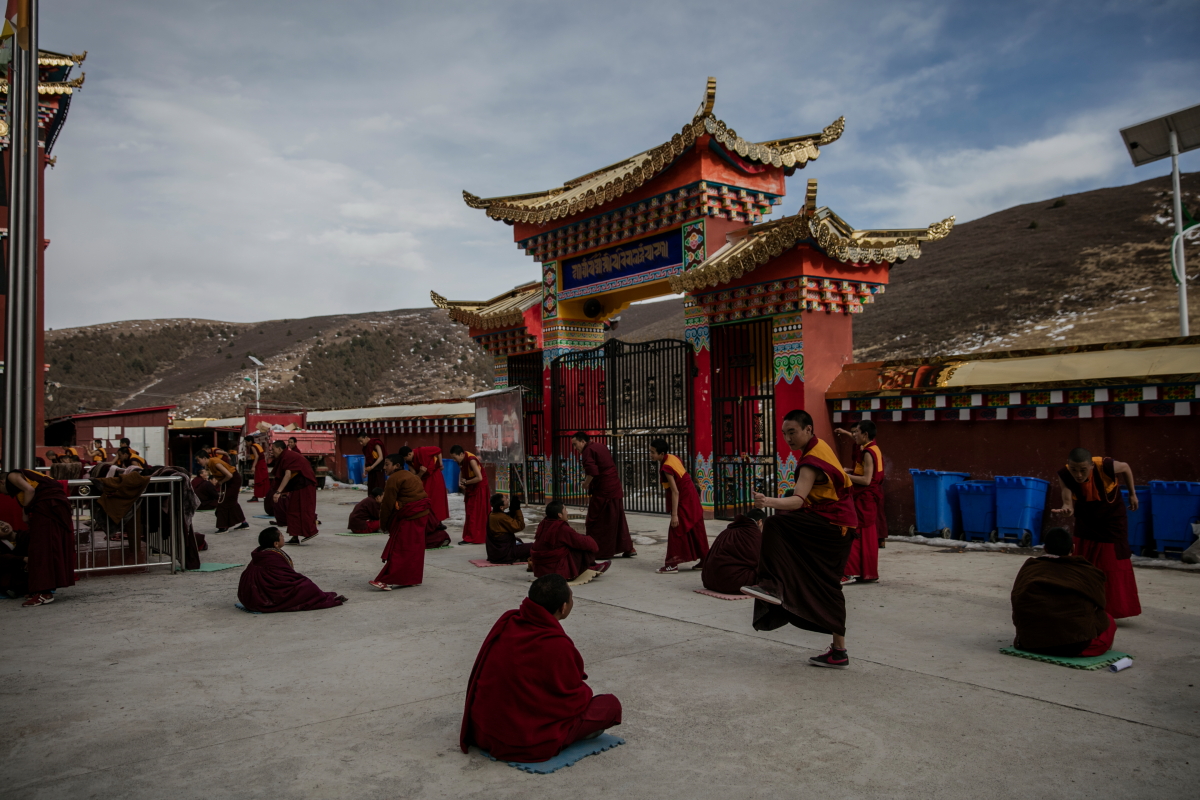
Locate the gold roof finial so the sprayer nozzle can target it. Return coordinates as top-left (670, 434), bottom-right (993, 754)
top-left (695, 76), bottom-right (717, 119)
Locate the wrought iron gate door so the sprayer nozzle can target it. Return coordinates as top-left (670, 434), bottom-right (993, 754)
top-left (551, 339), bottom-right (693, 514)
top-left (712, 320), bottom-right (776, 519)
top-left (507, 351), bottom-right (547, 504)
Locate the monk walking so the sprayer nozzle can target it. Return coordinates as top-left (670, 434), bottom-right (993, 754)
top-left (572, 432), bottom-right (635, 559)
top-left (842, 420), bottom-right (883, 584)
top-left (450, 445), bottom-right (489, 545)
top-left (370, 453), bottom-right (436, 590)
top-left (5, 469), bottom-right (75, 607)
top-left (403, 445), bottom-right (451, 525)
top-left (271, 441), bottom-right (320, 544)
top-left (461, 574), bottom-right (622, 763)
top-left (1051, 448), bottom-right (1141, 619)
top-left (238, 527), bottom-right (347, 612)
top-left (357, 433), bottom-right (386, 493)
top-left (742, 409), bottom-right (858, 669)
top-left (649, 438), bottom-right (708, 574)
top-left (199, 449), bottom-right (249, 532)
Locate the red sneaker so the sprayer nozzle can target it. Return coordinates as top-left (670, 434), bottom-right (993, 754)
top-left (809, 647), bottom-right (850, 669)
top-left (593, 561), bottom-right (611, 574)
top-left (368, 581), bottom-right (392, 591)
top-left (21, 593), bottom-right (54, 607)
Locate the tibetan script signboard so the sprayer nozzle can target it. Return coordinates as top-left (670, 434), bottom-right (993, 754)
top-left (559, 228), bottom-right (683, 300)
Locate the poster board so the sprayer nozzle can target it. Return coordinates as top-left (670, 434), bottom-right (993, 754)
top-left (473, 388), bottom-right (524, 466)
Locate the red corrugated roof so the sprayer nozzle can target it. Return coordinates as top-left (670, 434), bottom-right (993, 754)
top-left (46, 405), bottom-right (177, 423)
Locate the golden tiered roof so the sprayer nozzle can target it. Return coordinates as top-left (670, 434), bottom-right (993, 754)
top-left (430, 282), bottom-right (542, 330)
top-left (669, 180), bottom-right (954, 293)
top-left (463, 77), bottom-right (844, 226)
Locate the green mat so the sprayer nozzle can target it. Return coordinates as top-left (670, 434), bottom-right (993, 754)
top-left (188, 563), bottom-right (243, 572)
top-left (999, 647), bottom-right (1131, 670)
top-left (335, 531), bottom-right (386, 537)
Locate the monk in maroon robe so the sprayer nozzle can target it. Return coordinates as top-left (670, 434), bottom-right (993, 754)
top-left (357, 433), bottom-right (387, 494)
top-left (531, 502), bottom-right (608, 580)
top-left (249, 439), bottom-right (270, 502)
top-left (271, 441), bottom-right (319, 544)
top-left (1052, 448), bottom-right (1141, 619)
top-left (0, 521), bottom-right (30, 598)
top-left (404, 445), bottom-right (451, 524)
top-left (238, 527), bottom-right (346, 612)
top-left (487, 493), bottom-right (532, 565)
top-left (5, 469), bottom-right (75, 607)
top-left (572, 432), bottom-right (635, 559)
top-left (348, 488), bottom-right (383, 533)
top-left (461, 574), bottom-right (622, 763)
top-left (742, 409), bottom-right (859, 670)
top-left (842, 421), bottom-right (883, 583)
top-left (192, 472), bottom-right (219, 511)
top-left (649, 439), bottom-right (708, 574)
top-left (1011, 527), bottom-right (1116, 656)
top-left (199, 449), bottom-right (248, 532)
top-left (702, 510), bottom-right (764, 595)
top-left (370, 453), bottom-right (438, 590)
top-left (450, 445), bottom-right (489, 545)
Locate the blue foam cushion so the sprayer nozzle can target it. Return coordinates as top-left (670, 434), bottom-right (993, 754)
top-left (481, 734), bottom-right (625, 774)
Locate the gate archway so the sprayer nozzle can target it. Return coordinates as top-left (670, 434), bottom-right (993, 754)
top-left (550, 338), bottom-right (693, 514)
top-left (711, 320), bottom-right (777, 520)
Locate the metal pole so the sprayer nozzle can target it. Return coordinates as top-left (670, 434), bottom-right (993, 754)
top-left (255, 367), bottom-right (260, 411)
top-left (1170, 130), bottom-right (1190, 337)
top-left (3, 0), bottom-right (39, 470)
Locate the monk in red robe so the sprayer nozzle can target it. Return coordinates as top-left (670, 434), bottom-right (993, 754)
top-left (348, 488), bottom-right (383, 533)
top-left (404, 445), bottom-right (451, 524)
top-left (572, 432), bottom-right (635, 559)
top-left (271, 441), bottom-right (319, 544)
top-left (248, 439), bottom-right (269, 503)
top-left (5, 469), bottom-right (75, 607)
top-left (742, 409), bottom-right (858, 669)
top-left (357, 433), bottom-right (386, 494)
top-left (461, 574), bottom-right (622, 762)
top-left (649, 439), bottom-right (708, 574)
top-left (450, 445), bottom-right (488, 545)
top-left (1011, 527), bottom-right (1116, 656)
top-left (531, 501), bottom-right (608, 580)
top-left (198, 449), bottom-right (248, 532)
top-left (1051, 448), bottom-right (1141, 619)
top-left (702, 509), bottom-right (764, 595)
top-left (192, 471), bottom-right (219, 511)
top-left (238, 527), bottom-right (347, 612)
top-left (842, 420), bottom-right (883, 584)
top-left (370, 453), bottom-right (438, 590)
top-left (487, 493), bottom-right (532, 565)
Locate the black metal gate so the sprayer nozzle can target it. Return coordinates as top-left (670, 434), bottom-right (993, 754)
top-left (712, 320), bottom-right (777, 519)
top-left (550, 338), bottom-right (692, 514)
top-left (507, 351), bottom-right (547, 504)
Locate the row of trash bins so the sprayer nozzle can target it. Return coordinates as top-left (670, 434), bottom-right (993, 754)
top-left (342, 454), bottom-right (462, 492)
top-left (910, 469), bottom-right (1200, 557)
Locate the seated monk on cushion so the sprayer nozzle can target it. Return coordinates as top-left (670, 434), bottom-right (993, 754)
top-left (460, 574), bottom-right (622, 762)
top-left (486, 493), bottom-right (532, 565)
top-left (192, 470), bottom-right (220, 511)
top-left (1011, 527), bottom-right (1116, 657)
top-left (531, 501), bottom-right (608, 581)
top-left (237, 527), bottom-right (347, 613)
top-left (348, 487), bottom-right (383, 533)
top-left (702, 508), bottom-right (765, 595)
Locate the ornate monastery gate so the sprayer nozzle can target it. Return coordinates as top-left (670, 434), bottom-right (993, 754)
top-left (506, 352), bottom-right (547, 505)
top-left (551, 339), bottom-right (693, 514)
top-left (711, 320), bottom-right (777, 520)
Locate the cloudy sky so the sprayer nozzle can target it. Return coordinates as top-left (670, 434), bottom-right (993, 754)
top-left (43, 0), bottom-right (1200, 328)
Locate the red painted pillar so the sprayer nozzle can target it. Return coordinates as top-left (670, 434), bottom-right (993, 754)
top-left (685, 300), bottom-right (714, 517)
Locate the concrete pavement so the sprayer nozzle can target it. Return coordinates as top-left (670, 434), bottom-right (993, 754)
top-left (1, 488), bottom-right (1196, 799)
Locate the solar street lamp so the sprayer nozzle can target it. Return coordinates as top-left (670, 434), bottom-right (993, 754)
top-left (1120, 103), bottom-right (1200, 336)
top-left (247, 356), bottom-right (265, 410)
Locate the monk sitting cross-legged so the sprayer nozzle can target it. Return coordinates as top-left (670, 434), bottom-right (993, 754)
top-left (1011, 527), bottom-right (1116, 657)
top-left (348, 487), bottom-right (383, 533)
top-left (702, 508), bottom-right (765, 596)
top-left (486, 493), bottom-right (532, 565)
top-left (237, 527), bottom-right (347, 613)
top-left (460, 574), bottom-right (622, 763)
top-left (531, 501), bottom-right (609, 581)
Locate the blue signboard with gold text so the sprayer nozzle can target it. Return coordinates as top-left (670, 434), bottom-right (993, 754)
top-left (558, 229), bottom-right (682, 300)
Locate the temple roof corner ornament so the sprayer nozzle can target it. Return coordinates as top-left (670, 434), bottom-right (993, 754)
top-left (693, 76), bottom-right (717, 120)
top-left (925, 216), bottom-right (956, 241)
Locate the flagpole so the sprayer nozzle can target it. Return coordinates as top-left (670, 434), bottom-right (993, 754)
top-left (3, 0), bottom-right (38, 469)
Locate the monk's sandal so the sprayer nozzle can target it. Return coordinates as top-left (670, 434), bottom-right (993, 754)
top-left (740, 585), bottom-right (782, 604)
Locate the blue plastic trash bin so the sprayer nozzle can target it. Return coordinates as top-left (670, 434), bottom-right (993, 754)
top-left (910, 469), bottom-right (970, 537)
top-left (1122, 486), bottom-right (1153, 556)
top-left (995, 476), bottom-right (1050, 547)
top-left (1147, 481), bottom-right (1200, 554)
top-left (443, 459), bottom-right (461, 494)
top-left (954, 481), bottom-right (997, 542)
top-left (343, 454), bottom-right (365, 486)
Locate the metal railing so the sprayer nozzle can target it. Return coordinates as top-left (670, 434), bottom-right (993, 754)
top-left (69, 475), bottom-right (187, 575)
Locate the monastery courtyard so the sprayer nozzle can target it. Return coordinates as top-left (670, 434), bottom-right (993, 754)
top-left (2, 489), bottom-right (1196, 800)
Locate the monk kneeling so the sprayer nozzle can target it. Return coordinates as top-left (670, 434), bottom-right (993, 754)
top-left (238, 527), bottom-right (347, 612)
top-left (348, 487), bottom-right (383, 533)
top-left (702, 508), bottom-right (764, 595)
top-left (531, 501), bottom-right (609, 580)
top-left (461, 574), bottom-right (622, 762)
top-left (1011, 527), bottom-right (1116, 657)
